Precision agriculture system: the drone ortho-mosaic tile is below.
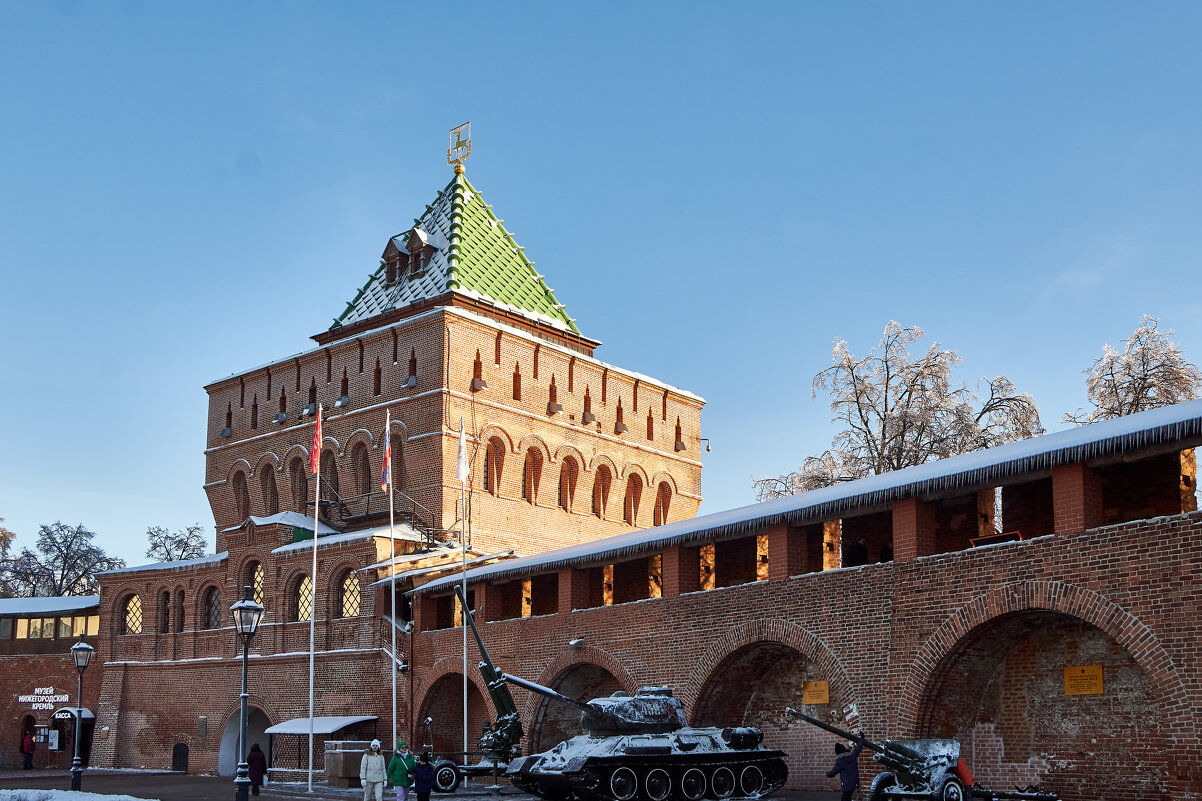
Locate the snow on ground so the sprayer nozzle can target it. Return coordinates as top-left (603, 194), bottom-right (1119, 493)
top-left (0, 791), bottom-right (157, 801)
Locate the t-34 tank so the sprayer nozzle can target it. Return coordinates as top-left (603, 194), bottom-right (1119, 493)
top-left (502, 673), bottom-right (788, 801)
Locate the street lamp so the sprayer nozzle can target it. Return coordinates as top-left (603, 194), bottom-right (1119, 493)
top-left (231, 585), bottom-right (265, 801)
top-left (69, 639), bottom-right (94, 791)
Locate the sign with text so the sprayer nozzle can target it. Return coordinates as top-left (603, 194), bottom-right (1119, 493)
top-left (801, 680), bottom-right (830, 705)
top-left (1064, 665), bottom-right (1104, 696)
top-left (18, 687), bottom-right (69, 710)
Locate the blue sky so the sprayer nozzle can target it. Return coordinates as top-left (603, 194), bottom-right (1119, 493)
top-left (3, 2), bottom-right (1201, 566)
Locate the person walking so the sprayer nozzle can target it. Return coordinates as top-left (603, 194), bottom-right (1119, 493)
top-left (411, 752), bottom-right (435, 801)
top-left (361, 739), bottom-right (388, 801)
top-left (247, 743), bottom-right (268, 795)
top-left (388, 741), bottom-right (416, 801)
top-left (21, 732), bottom-right (34, 770)
top-left (826, 732), bottom-right (865, 801)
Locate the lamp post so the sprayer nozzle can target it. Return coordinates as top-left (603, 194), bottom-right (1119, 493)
top-left (231, 585), bottom-right (265, 801)
top-left (69, 639), bottom-right (94, 791)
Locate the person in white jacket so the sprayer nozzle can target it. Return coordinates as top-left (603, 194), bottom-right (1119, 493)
top-left (360, 739), bottom-right (388, 801)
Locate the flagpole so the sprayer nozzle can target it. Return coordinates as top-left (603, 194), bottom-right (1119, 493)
top-left (457, 417), bottom-right (469, 771)
top-left (308, 403), bottom-right (322, 793)
top-left (386, 409), bottom-right (398, 753)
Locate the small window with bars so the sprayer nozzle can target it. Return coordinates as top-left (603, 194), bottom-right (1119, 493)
top-left (340, 572), bottom-right (361, 618)
top-left (295, 576), bottom-right (313, 622)
top-left (124, 595), bottom-right (143, 635)
top-left (204, 587), bottom-right (222, 630)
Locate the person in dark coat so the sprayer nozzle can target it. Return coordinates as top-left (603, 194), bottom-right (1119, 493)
top-left (844, 537), bottom-right (869, 567)
top-left (411, 752), bottom-right (436, 801)
top-left (826, 733), bottom-right (865, 801)
top-left (21, 733), bottom-right (34, 770)
top-left (247, 743), bottom-right (268, 795)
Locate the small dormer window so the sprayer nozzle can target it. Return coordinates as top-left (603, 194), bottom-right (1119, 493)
top-left (406, 228), bottom-right (436, 278)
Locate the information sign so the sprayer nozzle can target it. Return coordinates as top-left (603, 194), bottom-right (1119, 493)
top-left (801, 680), bottom-right (830, 705)
top-left (1064, 665), bottom-right (1104, 695)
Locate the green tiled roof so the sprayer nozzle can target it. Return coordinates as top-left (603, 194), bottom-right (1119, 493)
top-left (332, 170), bottom-right (580, 335)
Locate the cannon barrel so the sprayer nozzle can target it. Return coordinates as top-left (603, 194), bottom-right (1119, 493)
top-left (503, 673), bottom-right (593, 712)
top-left (785, 708), bottom-right (883, 754)
top-left (784, 708), bottom-right (927, 768)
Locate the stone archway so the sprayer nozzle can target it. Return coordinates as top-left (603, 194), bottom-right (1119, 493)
top-left (528, 662), bottom-right (625, 753)
top-left (416, 673), bottom-right (489, 758)
top-left (916, 609), bottom-right (1170, 801)
top-left (218, 707), bottom-right (270, 777)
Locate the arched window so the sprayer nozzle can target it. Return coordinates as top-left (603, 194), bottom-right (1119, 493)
top-left (245, 561), bottom-right (265, 606)
top-left (624, 474), bottom-right (643, 525)
top-left (389, 433), bottom-right (406, 492)
top-left (159, 591), bottom-right (171, 634)
top-left (122, 595), bottom-right (143, 635)
top-left (522, 448), bottom-right (543, 504)
top-left (289, 457), bottom-right (308, 513)
top-left (558, 457), bottom-right (579, 512)
top-left (293, 575), bottom-right (313, 622)
top-left (321, 452), bottom-right (339, 498)
top-left (351, 442), bottom-right (371, 496)
top-left (339, 571), bottom-right (361, 618)
top-left (203, 586), bottom-right (221, 630)
top-left (174, 589), bottom-right (185, 633)
top-left (593, 465), bottom-right (612, 518)
top-left (653, 481), bottom-right (672, 526)
top-left (260, 464), bottom-right (279, 516)
top-left (484, 437), bottom-right (504, 495)
top-left (232, 471), bottom-right (251, 522)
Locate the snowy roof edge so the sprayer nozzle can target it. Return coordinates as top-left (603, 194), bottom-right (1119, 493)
top-left (413, 399), bottom-right (1202, 594)
top-left (97, 552), bottom-right (229, 577)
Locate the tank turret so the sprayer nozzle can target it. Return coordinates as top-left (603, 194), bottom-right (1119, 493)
top-left (503, 674), bottom-right (688, 735)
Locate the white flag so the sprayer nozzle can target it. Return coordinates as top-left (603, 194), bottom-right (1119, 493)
top-left (456, 417), bottom-right (469, 485)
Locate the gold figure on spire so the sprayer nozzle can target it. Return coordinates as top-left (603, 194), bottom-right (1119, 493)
top-left (447, 122), bottom-right (472, 168)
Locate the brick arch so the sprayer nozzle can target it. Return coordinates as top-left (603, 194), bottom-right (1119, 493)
top-left (517, 433), bottom-right (553, 462)
top-left (684, 618), bottom-right (859, 726)
top-left (111, 589), bottom-right (144, 635)
top-left (648, 470), bottom-right (679, 496)
top-left (252, 452), bottom-right (282, 476)
top-left (386, 416), bottom-right (410, 437)
top-left (225, 458), bottom-right (254, 484)
top-left (587, 453), bottom-right (619, 476)
top-left (619, 461), bottom-right (650, 485)
top-left (897, 579), bottom-right (1195, 741)
top-left (320, 436), bottom-right (343, 457)
top-left (553, 443), bottom-right (587, 469)
top-left (413, 656), bottom-right (498, 722)
top-left (234, 549), bottom-right (271, 587)
top-left (194, 581), bottom-right (224, 629)
top-left (323, 557), bottom-right (363, 617)
top-left (280, 444), bottom-right (310, 468)
top-left (344, 428), bottom-right (376, 453)
top-left (478, 424), bottom-right (515, 454)
top-left (519, 646), bottom-right (639, 726)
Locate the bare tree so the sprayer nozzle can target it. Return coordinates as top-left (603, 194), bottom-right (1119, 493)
top-left (145, 524), bottom-right (208, 562)
top-left (1064, 315), bottom-right (1202, 424)
top-left (754, 322), bottom-right (1044, 501)
top-left (1, 522), bottom-right (125, 597)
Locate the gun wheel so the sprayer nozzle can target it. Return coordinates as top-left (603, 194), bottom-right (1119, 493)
top-left (610, 767), bottom-right (638, 801)
top-left (432, 761), bottom-right (461, 794)
top-left (930, 768), bottom-right (971, 801)
top-left (710, 767), bottom-right (735, 799)
top-left (867, 771), bottom-right (897, 801)
top-left (680, 768), bottom-right (706, 801)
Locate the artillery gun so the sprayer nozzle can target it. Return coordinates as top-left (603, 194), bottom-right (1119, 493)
top-left (784, 708), bottom-right (1060, 801)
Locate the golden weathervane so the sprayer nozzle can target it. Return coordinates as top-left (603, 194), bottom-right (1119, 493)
top-left (447, 122), bottom-right (472, 167)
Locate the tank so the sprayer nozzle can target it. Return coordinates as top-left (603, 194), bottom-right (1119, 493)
top-left (504, 673), bottom-right (788, 801)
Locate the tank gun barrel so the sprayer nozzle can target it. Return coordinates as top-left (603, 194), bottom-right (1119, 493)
top-left (502, 673), bottom-right (592, 711)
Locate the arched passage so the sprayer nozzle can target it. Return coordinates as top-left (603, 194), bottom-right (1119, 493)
top-left (529, 662), bottom-right (624, 753)
top-left (692, 641), bottom-right (839, 791)
top-left (917, 610), bottom-right (1169, 801)
top-left (416, 673), bottom-right (489, 757)
top-left (218, 707), bottom-right (271, 777)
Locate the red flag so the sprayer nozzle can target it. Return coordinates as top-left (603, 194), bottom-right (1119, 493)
top-left (309, 406), bottom-right (322, 476)
top-left (381, 435), bottom-right (392, 491)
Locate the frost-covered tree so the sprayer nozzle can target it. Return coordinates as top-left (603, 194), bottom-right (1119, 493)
top-left (0, 522), bottom-right (125, 597)
top-left (1063, 315), bottom-right (1202, 425)
top-left (145, 524), bottom-right (208, 562)
top-left (753, 322), bottom-right (1044, 501)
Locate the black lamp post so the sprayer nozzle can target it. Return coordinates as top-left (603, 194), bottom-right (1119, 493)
top-left (69, 639), bottom-right (94, 791)
top-left (231, 585), bottom-right (265, 801)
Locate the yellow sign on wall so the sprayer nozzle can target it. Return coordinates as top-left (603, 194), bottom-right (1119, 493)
top-left (1064, 665), bottom-right (1104, 696)
top-left (802, 680), bottom-right (830, 705)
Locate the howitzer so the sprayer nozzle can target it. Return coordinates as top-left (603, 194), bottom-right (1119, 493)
top-left (456, 585), bottom-right (523, 764)
top-left (784, 707), bottom-right (1060, 801)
